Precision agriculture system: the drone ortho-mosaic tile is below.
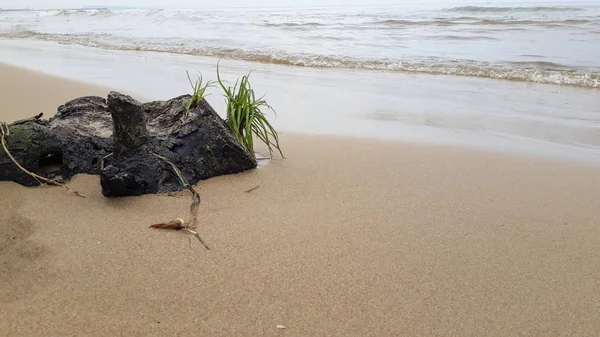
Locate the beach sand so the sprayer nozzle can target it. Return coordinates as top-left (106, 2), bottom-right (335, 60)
top-left (0, 63), bottom-right (116, 123)
top-left (1, 64), bottom-right (600, 336)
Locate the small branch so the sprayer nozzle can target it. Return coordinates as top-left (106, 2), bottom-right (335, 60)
top-left (152, 153), bottom-right (209, 250)
top-left (245, 185), bottom-right (260, 193)
top-left (0, 122), bottom-right (87, 198)
top-left (186, 228), bottom-right (210, 250)
top-left (100, 152), bottom-right (113, 170)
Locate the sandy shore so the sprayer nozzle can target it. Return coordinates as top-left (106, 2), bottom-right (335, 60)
top-left (3, 39), bottom-right (600, 162)
top-left (1, 64), bottom-right (600, 336)
top-left (0, 63), bottom-right (119, 123)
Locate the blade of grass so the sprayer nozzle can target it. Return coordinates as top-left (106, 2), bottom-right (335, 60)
top-left (216, 60), bottom-right (284, 158)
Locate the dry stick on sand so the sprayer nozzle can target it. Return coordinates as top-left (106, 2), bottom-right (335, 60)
top-left (245, 185), bottom-right (260, 193)
top-left (150, 153), bottom-right (210, 250)
top-left (0, 121), bottom-right (87, 198)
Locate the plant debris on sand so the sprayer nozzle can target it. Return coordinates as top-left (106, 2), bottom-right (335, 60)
top-left (150, 154), bottom-right (209, 250)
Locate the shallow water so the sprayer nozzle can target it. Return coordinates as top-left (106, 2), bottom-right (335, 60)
top-left (1, 39), bottom-right (599, 163)
top-left (1, 1), bottom-right (599, 87)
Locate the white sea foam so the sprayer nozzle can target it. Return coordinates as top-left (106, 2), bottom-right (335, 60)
top-left (1, 2), bottom-right (599, 87)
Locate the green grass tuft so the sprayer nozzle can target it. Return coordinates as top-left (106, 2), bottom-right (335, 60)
top-left (216, 62), bottom-right (284, 159)
top-left (186, 70), bottom-right (215, 118)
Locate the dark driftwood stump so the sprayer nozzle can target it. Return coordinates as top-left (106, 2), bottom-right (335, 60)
top-left (0, 91), bottom-right (257, 197)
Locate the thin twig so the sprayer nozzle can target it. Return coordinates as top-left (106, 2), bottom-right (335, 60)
top-left (100, 152), bottom-right (113, 170)
top-left (245, 185), bottom-right (260, 193)
top-left (152, 153), bottom-right (209, 250)
top-left (186, 228), bottom-right (210, 250)
top-left (0, 122), bottom-right (87, 198)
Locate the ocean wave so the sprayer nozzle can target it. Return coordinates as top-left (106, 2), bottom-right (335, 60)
top-left (374, 19), bottom-right (418, 25)
top-left (263, 22), bottom-right (327, 28)
top-left (431, 35), bottom-right (498, 41)
top-left (371, 18), bottom-right (593, 28)
top-left (20, 7), bottom-right (597, 31)
top-left (509, 61), bottom-right (574, 70)
top-left (444, 6), bottom-right (584, 13)
top-left (373, 19), bottom-right (455, 26)
top-left (480, 19), bottom-right (547, 26)
top-left (1, 30), bottom-right (598, 89)
top-left (55, 8), bottom-right (113, 16)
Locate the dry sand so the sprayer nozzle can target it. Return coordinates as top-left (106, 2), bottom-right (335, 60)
top-left (0, 63), bottom-right (119, 122)
top-left (1, 64), bottom-right (600, 336)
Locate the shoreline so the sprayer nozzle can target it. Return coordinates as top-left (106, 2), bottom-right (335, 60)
top-left (2, 56), bottom-right (600, 336)
top-left (2, 53), bottom-right (600, 165)
top-left (2, 3), bottom-right (600, 91)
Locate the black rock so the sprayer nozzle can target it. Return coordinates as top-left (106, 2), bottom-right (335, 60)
top-left (0, 91), bottom-right (258, 197)
top-left (99, 92), bottom-right (169, 196)
top-left (107, 91), bottom-right (148, 152)
top-left (143, 95), bottom-right (258, 184)
top-left (49, 96), bottom-right (113, 175)
top-left (0, 118), bottom-right (63, 186)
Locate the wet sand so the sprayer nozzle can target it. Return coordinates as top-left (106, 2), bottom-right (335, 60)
top-left (2, 64), bottom-right (600, 336)
top-left (2, 39), bottom-right (600, 162)
top-left (0, 63), bottom-right (115, 122)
